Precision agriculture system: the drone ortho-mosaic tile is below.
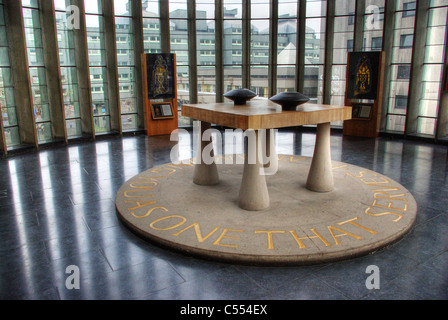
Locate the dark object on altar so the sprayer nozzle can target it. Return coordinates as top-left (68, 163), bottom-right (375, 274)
top-left (224, 89), bottom-right (257, 105)
top-left (269, 92), bottom-right (310, 110)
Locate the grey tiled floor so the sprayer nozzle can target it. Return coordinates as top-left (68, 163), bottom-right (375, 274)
top-left (0, 129), bottom-right (447, 300)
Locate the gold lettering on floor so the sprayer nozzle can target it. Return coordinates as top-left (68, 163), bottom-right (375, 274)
top-left (118, 164), bottom-right (412, 253)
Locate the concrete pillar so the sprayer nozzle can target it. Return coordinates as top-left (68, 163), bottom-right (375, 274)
top-left (323, 0), bottom-right (335, 104)
top-left (132, 0), bottom-right (145, 130)
top-left (215, 0), bottom-right (224, 102)
top-left (296, 0), bottom-right (306, 93)
top-left (268, 0), bottom-right (278, 97)
top-left (353, 0), bottom-right (365, 52)
top-left (242, 0), bottom-right (250, 89)
top-left (379, 0), bottom-right (396, 132)
top-left (159, 0), bottom-right (170, 53)
top-left (436, 8), bottom-right (448, 141)
top-left (101, 0), bottom-right (121, 134)
top-left (239, 130), bottom-right (270, 211)
top-left (39, 0), bottom-right (67, 143)
top-left (71, 0), bottom-right (95, 138)
top-left (306, 122), bottom-right (334, 192)
top-left (188, 0), bottom-right (198, 104)
top-left (4, 0), bottom-right (37, 148)
top-left (193, 121), bottom-right (219, 186)
top-left (405, 0), bottom-right (430, 136)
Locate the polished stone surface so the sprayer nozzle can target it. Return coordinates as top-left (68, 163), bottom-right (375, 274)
top-left (115, 155), bottom-right (417, 266)
top-left (0, 129), bottom-right (447, 300)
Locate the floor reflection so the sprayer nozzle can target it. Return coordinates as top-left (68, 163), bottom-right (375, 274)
top-left (0, 129), bottom-right (447, 299)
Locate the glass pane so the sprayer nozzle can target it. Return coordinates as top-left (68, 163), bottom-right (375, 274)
top-left (196, 0), bottom-right (215, 19)
top-left (251, 0), bottom-right (270, 19)
top-left (121, 97), bottom-right (137, 114)
top-left (198, 65), bottom-right (216, 103)
top-left (121, 113), bottom-right (138, 131)
top-left (386, 115), bottom-right (405, 133)
top-left (114, 0), bottom-right (132, 16)
top-left (417, 117), bottom-right (436, 136)
top-left (250, 66), bottom-right (269, 98)
top-left (169, 0), bottom-right (187, 19)
top-left (66, 118), bottom-right (82, 137)
top-left (419, 100), bottom-right (439, 118)
top-left (277, 65), bottom-right (296, 93)
top-left (36, 122), bottom-right (52, 142)
top-left (307, 0), bottom-right (327, 18)
top-left (4, 126), bottom-right (20, 147)
top-left (304, 65), bottom-right (324, 104)
top-left (143, 0), bottom-right (160, 17)
top-left (223, 0), bottom-right (242, 19)
top-left (65, 101), bottom-right (80, 119)
top-left (2, 106), bottom-right (17, 127)
top-left (94, 115), bottom-right (111, 133)
top-left (224, 65), bottom-right (243, 93)
top-left (335, 0), bottom-right (355, 16)
top-left (279, 0), bottom-right (297, 18)
top-left (84, 0), bottom-right (102, 14)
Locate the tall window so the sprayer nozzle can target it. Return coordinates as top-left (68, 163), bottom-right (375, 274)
top-left (55, 0), bottom-right (82, 138)
top-left (114, 0), bottom-right (138, 131)
top-left (196, 0), bottom-right (216, 104)
top-left (223, 0), bottom-right (243, 93)
top-left (169, 0), bottom-right (190, 126)
top-left (330, 0), bottom-right (355, 107)
top-left (363, 0), bottom-right (384, 51)
top-left (417, 2), bottom-right (448, 136)
top-left (143, 0), bottom-right (161, 54)
top-left (22, 0), bottom-right (53, 143)
top-left (303, 0), bottom-right (326, 103)
top-left (85, 0), bottom-right (110, 133)
top-left (0, 0), bottom-right (19, 147)
top-left (276, 0), bottom-right (298, 95)
top-left (385, 0), bottom-right (416, 133)
top-left (250, 0), bottom-right (270, 98)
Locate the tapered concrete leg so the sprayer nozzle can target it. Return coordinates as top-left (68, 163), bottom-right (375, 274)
top-left (238, 130), bottom-right (270, 211)
top-left (262, 129), bottom-right (278, 175)
top-left (193, 122), bottom-right (219, 185)
top-left (306, 122), bottom-right (334, 192)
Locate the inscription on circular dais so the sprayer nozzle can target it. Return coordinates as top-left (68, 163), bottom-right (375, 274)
top-left (115, 156), bottom-right (417, 266)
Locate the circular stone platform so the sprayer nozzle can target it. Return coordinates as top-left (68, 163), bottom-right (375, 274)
top-left (115, 155), bottom-right (417, 266)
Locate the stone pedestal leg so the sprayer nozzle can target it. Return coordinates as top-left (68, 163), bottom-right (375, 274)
top-left (238, 130), bottom-right (270, 211)
top-left (306, 122), bottom-right (334, 192)
top-left (193, 121), bottom-right (219, 185)
top-left (262, 129), bottom-right (278, 175)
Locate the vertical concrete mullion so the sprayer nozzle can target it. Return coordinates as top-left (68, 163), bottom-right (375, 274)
top-left (101, 0), bottom-right (121, 134)
top-left (353, 0), bottom-right (365, 52)
top-left (242, 0), bottom-right (250, 89)
top-left (132, 1), bottom-right (144, 129)
top-left (188, 0), bottom-right (198, 105)
top-left (405, 0), bottom-right (430, 136)
top-left (39, 0), bottom-right (67, 143)
top-left (323, 0), bottom-right (335, 104)
top-left (71, 0), bottom-right (94, 138)
top-left (159, 0), bottom-right (170, 53)
top-left (215, 0), bottom-right (224, 102)
top-left (379, 0), bottom-right (396, 131)
top-left (4, 0), bottom-right (37, 148)
top-left (296, 0), bottom-right (306, 93)
top-left (268, 0), bottom-right (278, 97)
top-left (435, 8), bottom-right (448, 141)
